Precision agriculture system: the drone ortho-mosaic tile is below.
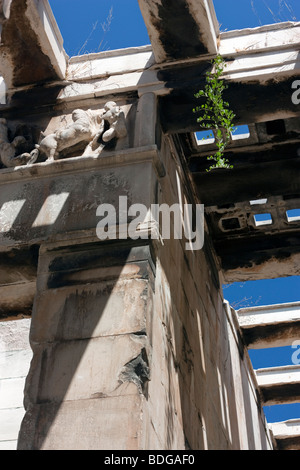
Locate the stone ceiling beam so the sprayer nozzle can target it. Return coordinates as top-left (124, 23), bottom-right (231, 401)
top-left (137, 0), bottom-right (219, 63)
top-left (238, 302), bottom-right (300, 349)
top-left (0, 0), bottom-right (67, 90)
top-left (157, 21), bottom-right (300, 133)
top-left (159, 64), bottom-right (300, 134)
top-left (191, 145), bottom-right (300, 206)
top-left (270, 420), bottom-right (300, 450)
top-left (219, 21), bottom-right (300, 59)
top-left (215, 234), bottom-right (300, 282)
top-left (256, 365), bottom-right (300, 406)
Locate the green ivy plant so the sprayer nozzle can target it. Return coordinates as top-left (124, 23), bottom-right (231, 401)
top-left (193, 55), bottom-right (235, 171)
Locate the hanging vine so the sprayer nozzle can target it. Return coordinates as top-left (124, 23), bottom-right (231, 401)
top-left (193, 55), bottom-right (235, 171)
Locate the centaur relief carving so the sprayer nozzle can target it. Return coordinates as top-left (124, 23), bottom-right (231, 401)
top-left (0, 101), bottom-right (127, 168)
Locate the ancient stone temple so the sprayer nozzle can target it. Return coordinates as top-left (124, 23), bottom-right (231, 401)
top-left (0, 0), bottom-right (300, 450)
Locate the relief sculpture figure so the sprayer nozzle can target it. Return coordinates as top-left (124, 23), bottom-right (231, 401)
top-left (0, 118), bottom-right (38, 168)
top-left (36, 102), bottom-right (127, 161)
top-left (82, 101), bottom-right (128, 156)
top-left (36, 108), bottom-right (103, 161)
top-left (101, 101), bottom-right (127, 142)
top-left (0, 101), bottom-right (128, 167)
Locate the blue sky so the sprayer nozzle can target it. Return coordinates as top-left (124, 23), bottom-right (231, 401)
top-left (49, 0), bottom-right (300, 56)
top-left (49, 0), bottom-right (300, 424)
top-left (49, 0), bottom-right (150, 56)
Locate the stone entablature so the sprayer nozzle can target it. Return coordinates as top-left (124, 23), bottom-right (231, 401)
top-left (0, 43), bottom-right (160, 169)
top-left (0, 144), bottom-right (161, 248)
top-left (0, 16), bottom-right (299, 170)
top-left (1, 0), bottom-right (300, 451)
top-left (0, 101), bottom-right (129, 168)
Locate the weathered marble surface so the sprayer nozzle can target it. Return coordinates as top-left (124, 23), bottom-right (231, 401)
top-left (0, 101), bottom-right (128, 167)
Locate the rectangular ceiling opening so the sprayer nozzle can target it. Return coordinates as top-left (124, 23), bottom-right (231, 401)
top-left (266, 119), bottom-right (286, 136)
top-left (250, 198), bottom-right (268, 206)
top-left (286, 209), bottom-right (300, 223)
top-left (254, 213), bottom-right (273, 227)
top-left (221, 217), bottom-right (241, 231)
top-left (231, 125), bottom-right (250, 141)
top-left (195, 130), bottom-right (215, 145)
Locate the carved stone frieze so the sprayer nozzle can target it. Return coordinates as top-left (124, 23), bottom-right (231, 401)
top-left (36, 108), bottom-right (103, 162)
top-left (82, 101), bottom-right (128, 157)
top-left (101, 101), bottom-right (128, 143)
top-left (0, 118), bottom-right (39, 168)
top-left (0, 101), bottom-right (128, 168)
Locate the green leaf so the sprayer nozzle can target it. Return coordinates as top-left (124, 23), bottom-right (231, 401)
top-left (194, 55), bottom-right (235, 171)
